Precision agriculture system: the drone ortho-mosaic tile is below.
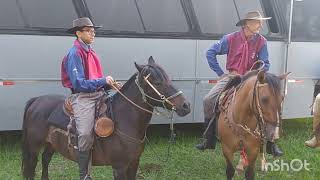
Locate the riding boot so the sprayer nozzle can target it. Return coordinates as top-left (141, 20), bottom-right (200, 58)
top-left (266, 141), bottom-right (283, 157)
top-left (195, 118), bottom-right (217, 150)
top-left (305, 105), bottom-right (320, 148)
top-left (78, 150), bottom-right (92, 180)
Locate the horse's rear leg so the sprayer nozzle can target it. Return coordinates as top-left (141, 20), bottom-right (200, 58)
top-left (22, 141), bottom-right (41, 180)
top-left (41, 144), bottom-right (55, 180)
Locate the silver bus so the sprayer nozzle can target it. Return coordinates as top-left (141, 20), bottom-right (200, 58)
top-left (1, 0), bottom-right (319, 130)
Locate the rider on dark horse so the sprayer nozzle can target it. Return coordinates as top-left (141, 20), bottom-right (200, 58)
top-left (61, 17), bottom-right (115, 180)
top-left (195, 11), bottom-right (283, 157)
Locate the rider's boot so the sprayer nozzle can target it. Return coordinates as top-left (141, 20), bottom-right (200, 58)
top-left (195, 117), bottom-right (217, 150)
top-left (78, 150), bottom-right (92, 180)
top-left (266, 141), bottom-right (283, 157)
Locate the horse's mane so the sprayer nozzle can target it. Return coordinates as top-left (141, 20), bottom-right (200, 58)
top-left (111, 73), bottom-right (138, 101)
top-left (242, 70), bottom-right (282, 96)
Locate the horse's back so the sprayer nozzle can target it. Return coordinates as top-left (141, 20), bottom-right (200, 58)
top-left (23, 94), bottom-right (66, 135)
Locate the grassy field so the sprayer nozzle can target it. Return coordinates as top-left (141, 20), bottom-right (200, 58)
top-left (0, 118), bottom-right (319, 180)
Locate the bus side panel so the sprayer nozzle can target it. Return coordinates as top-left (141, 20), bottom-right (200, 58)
top-left (0, 35), bottom-right (71, 130)
top-left (282, 42), bottom-right (320, 119)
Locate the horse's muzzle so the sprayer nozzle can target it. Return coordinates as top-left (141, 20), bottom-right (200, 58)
top-left (176, 101), bottom-right (191, 117)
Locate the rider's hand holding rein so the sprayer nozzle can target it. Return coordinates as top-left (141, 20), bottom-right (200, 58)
top-left (106, 76), bottom-right (122, 90)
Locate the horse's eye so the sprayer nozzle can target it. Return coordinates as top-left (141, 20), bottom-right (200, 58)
top-left (154, 81), bottom-right (162, 86)
top-left (261, 96), bottom-right (269, 104)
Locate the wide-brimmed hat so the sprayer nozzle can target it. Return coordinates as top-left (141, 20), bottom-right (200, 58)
top-left (236, 11), bottom-right (271, 27)
top-left (67, 17), bottom-right (102, 34)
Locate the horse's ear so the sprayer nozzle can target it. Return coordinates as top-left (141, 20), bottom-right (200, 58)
top-left (278, 72), bottom-right (291, 80)
top-left (257, 70), bottom-right (265, 84)
top-left (134, 62), bottom-right (144, 72)
top-left (148, 56), bottom-right (155, 64)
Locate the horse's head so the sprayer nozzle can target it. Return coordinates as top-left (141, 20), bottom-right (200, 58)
top-left (134, 56), bottom-right (191, 116)
top-left (246, 70), bottom-right (290, 140)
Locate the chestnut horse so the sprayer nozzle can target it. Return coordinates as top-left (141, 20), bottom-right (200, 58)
top-left (217, 70), bottom-right (289, 180)
top-left (21, 57), bottom-right (191, 180)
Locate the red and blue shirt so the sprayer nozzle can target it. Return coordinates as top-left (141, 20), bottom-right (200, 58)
top-left (61, 40), bottom-right (107, 93)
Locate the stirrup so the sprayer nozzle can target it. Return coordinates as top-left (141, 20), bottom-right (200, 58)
top-left (84, 174), bottom-right (92, 180)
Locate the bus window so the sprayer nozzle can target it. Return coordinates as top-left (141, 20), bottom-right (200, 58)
top-left (85, 0), bottom-right (144, 33)
top-left (19, 0), bottom-right (77, 29)
top-left (136, 0), bottom-right (189, 33)
top-left (0, 0), bottom-right (24, 29)
top-left (291, 0), bottom-right (320, 42)
top-left (191, 0), bottom-right (238, 35)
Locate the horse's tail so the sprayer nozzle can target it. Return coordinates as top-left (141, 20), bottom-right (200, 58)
top-left (21, 97), bottom-right (38, 179)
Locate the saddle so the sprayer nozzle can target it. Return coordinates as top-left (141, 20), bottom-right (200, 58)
top-left (47, 95), bottom-right (114, 148)
top-left (62, 95), bottom-right (114, 137)
top-left (216, 75), bottom-right (242, 113)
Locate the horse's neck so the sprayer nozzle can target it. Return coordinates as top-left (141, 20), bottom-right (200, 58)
top-left (232, 80), bottom-right (257, 129)
top-left (113, 79), bottom-right (153, 138)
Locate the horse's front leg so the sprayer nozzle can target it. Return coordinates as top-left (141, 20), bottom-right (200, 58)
top-left (245, 164), bottom-right (255, 180)
top-left (226, 159), bottom-right (235, 180)
top-left (112, 165), bottom-right (128, 180)
top-left (222, 144), bottom-right (235, 180)
top-left (245, 146), bottom-right (259, 180)
top-left (126, 159), bottom-right (140, 180)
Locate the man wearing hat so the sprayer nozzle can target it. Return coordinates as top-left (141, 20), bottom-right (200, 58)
top-left (61, 17), bottom-right (114, 180)
top-left (195, 11), bottom-right (284, 157)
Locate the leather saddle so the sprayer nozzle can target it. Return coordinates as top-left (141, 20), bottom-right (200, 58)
top-left (216, 75), bottom-right (242, 113)
top-left (47, 95), bottom-right (114, 141)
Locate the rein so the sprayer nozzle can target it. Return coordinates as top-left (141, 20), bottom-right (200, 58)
top-left (136, 73), bottom-right (183, 112)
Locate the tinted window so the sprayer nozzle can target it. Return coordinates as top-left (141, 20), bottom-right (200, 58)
top-left (19, 0), bottom-right (77, 28)
top-left (0, 0), bottom-right (25, 28)
top-left (136, 0), bottom-right (189, 33)
top-left (192, 0), bottom-right (238, 34)
top-left (291, 0), bottom-right (320, 41)
top-left (85, 0), bottom-right (144, 33)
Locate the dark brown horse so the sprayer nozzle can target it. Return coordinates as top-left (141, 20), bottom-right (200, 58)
top-left (217, 70), bottom-right (289, 180)
top-left (21, 57), bottom-right (191, 180)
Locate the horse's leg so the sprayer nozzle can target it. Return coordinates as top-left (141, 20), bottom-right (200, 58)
top-left (245, 164), bottom-right (255, 180)
top-left (22, 141), bottom-right (41, 180)
top-left (245, 147), bottom-right (259, 180)
top-left (126, 159), bottom-right (140, 180)
top-left (112, 164), bottom-right (128, 180)
top-left (41, 144), bottom-right (55, 180)
top-left (222, 144), bottom-right (235, 180)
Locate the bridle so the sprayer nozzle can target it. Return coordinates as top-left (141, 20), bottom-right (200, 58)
top-left (251, 78), bottom-right (281, 142)
top-left (135, 73), bottom-right (183, 111)
top-left (109, 69), bottom-right (184, 146)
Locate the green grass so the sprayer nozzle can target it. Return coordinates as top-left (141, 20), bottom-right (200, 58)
top-left (1, 118), bottom-right (319, 180)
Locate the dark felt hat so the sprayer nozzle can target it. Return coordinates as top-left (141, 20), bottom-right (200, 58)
top-left (67, 17), bottom-right (102, 34)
